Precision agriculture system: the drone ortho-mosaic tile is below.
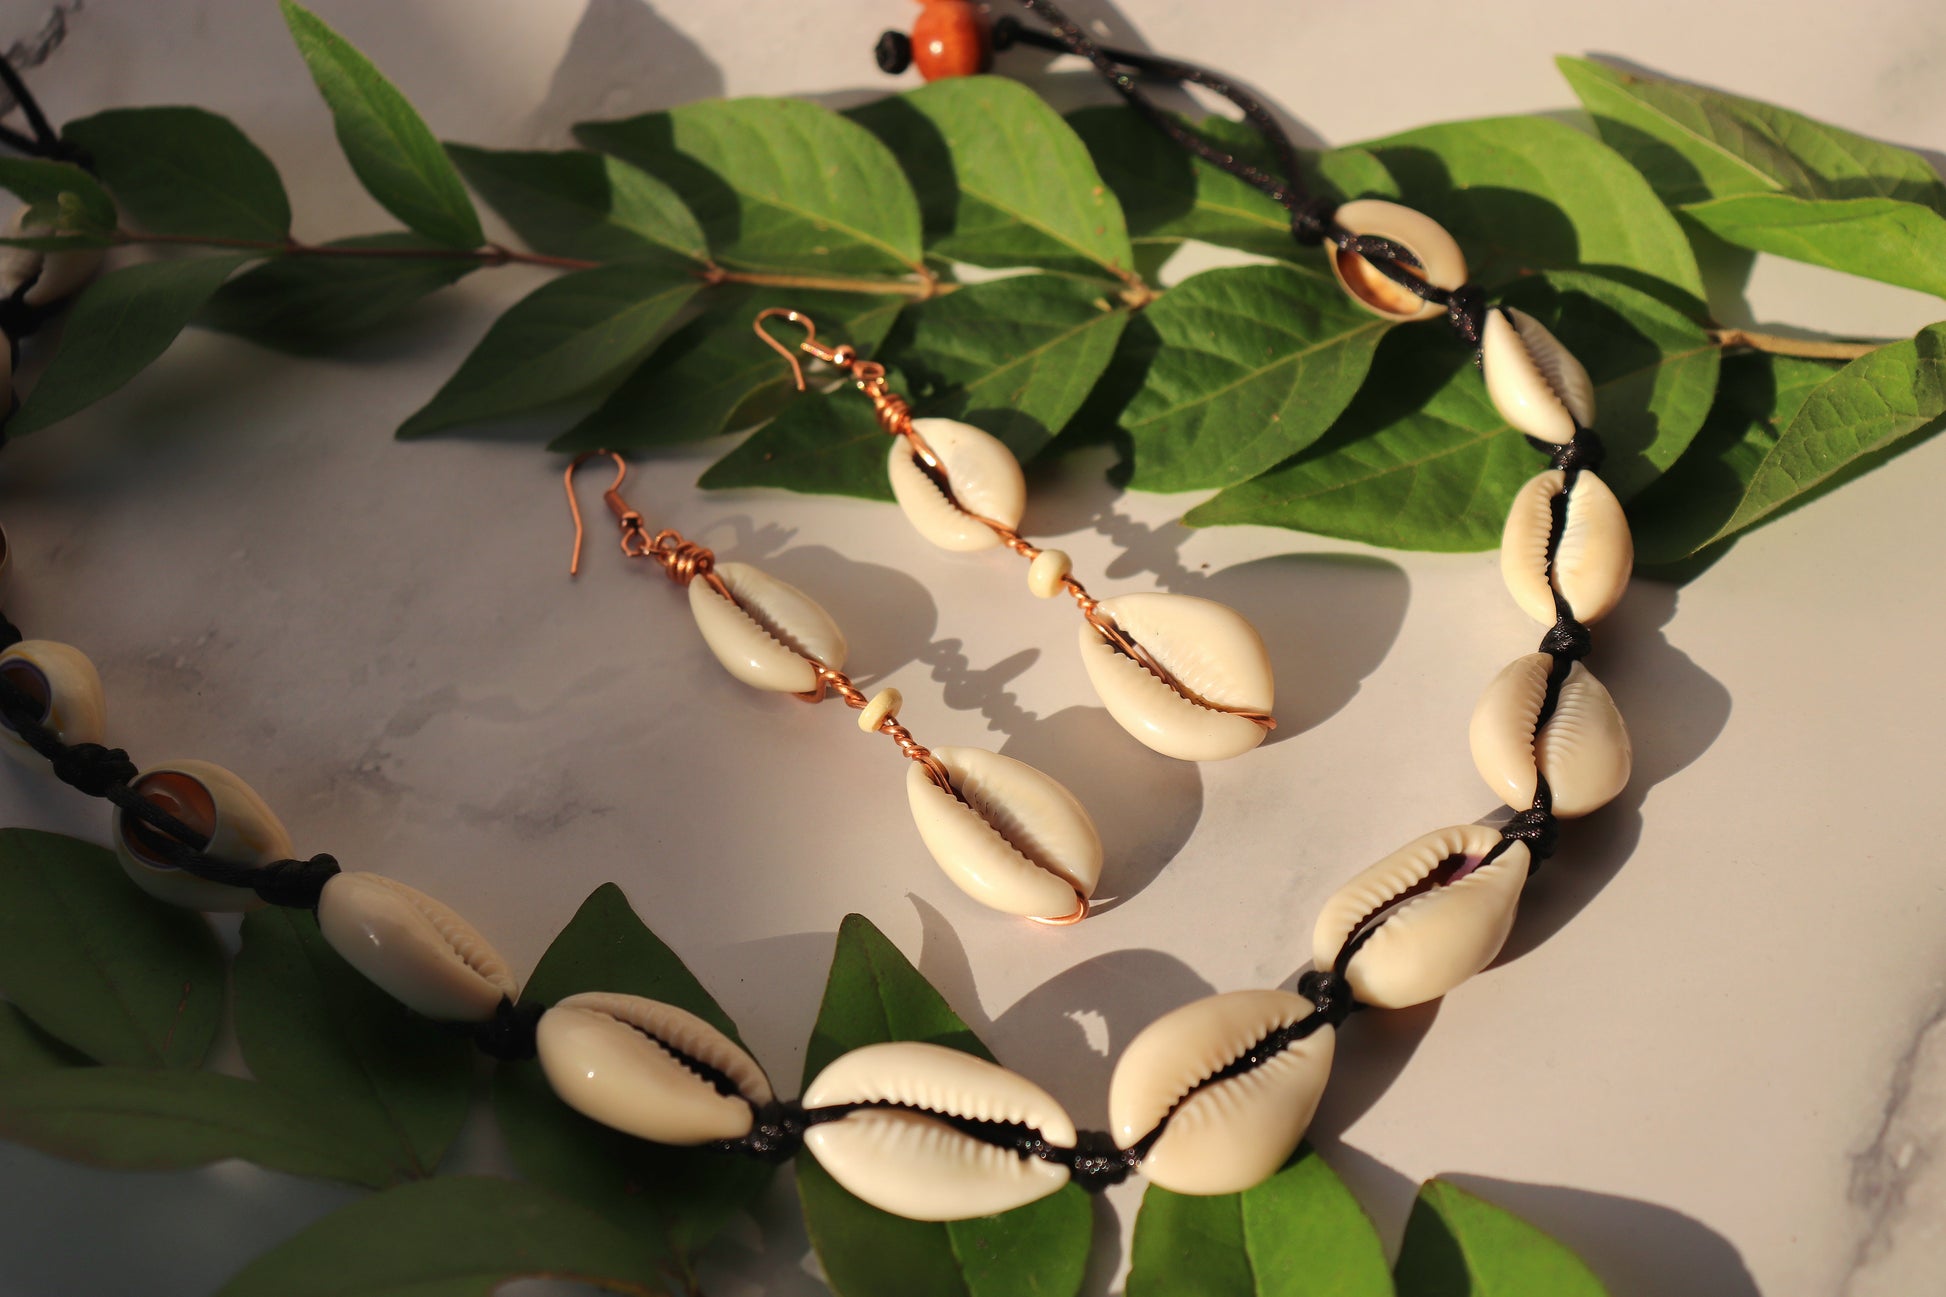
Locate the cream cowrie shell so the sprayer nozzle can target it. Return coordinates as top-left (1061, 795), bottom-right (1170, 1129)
top-left (536, 992), bottom-right (773, 1145)
top-left (1109, 989), bottom-right (1334, 1195)
top-left (1027, 549), bottom-right (1071, 599)
top-left (887, 418), bottom-right (1026, 552)
top-left (1077, 593), bottom-right (1274, 762)
top-left (0, 640), bottom-right (107, 762)
top-left (1327, 199), bottom-right (1468, 323)
top-left (1312, 825), bottom-right (1531, 1009)
top-left (906, 745), bottom-right (1101, 919)
top-left (1501, 470), bottom-right (1632, 627)
top-left (802, 1041), bottom-right (1075, 1221)
top-left (1481, 307), bottom-right (1595, 445)
top-left (687, 561), bottom-right (847, 694)
top-left (113, 759), bottom-right (293, 911)
top-left (315, 873), bottom-right (518, 1021)
top-left (1470, 653), bottom-right (1631, 818)
top-left (0, 209), bottom-right (105, 307)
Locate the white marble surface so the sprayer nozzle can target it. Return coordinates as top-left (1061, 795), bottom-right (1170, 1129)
top-left (2, 2), bottom-right (1944, 1295)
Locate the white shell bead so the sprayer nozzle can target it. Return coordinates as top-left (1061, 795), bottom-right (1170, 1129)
top-left (536, 992), bottom-right (773, 1145)
top-left (113, 760), bottom-right (293, 911)
top-left (1312, 825), bottom-right (1531, 1009)
top-left (905, 746), bottom-right (1101, 918)
top-left (1027, 548), bottom-right (1071, 599)
top-left (802, 1041), bottom-right (1074, 1220)
top-left (1077, 593), bottom-right (1273, 762)
top-left (687, 561), bottom-right (847, 694)
top-left (1500, 470), bottom-right (1633, 626)
top-left (1328, 199), bottom-right (1469, 322)
top-left (0, 640), bottom-right (107, 762)
top-left (1109, 989), bottom-right (1334, 1196)
top-left (0, 208), bottom-right (105, 307)
top-left (315, 873), bottom-right (517, 1021)
top-left (1470, 654), bottom-right (1631, 818)
top-left (886, 418), bottom-right (1025, 552)
top-left (858, 687), bottom-right (903, 733)
top-left (1481, 308), bottom-right (1595, 445)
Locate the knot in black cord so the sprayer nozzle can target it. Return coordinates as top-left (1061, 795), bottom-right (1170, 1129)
top-left (731, 1100), bottom-right (808, 1164)
top-left (873, 29), bottom-right (912, 74)
top-left (50, 742), bottom-right (137, 797)
top-left (1289, 197), bottom-right (1338, 247)
top-left (1446, 284), bottom-right (1488, 348)
top-left (1498, 807), bottom-right (1559, 865)
top-left (1548, 428), bottom-right (1606, 476)
top-left (252, 853), bottom-right (342, 909)
top-left (1063, 1129), bottom-right (1139, 1193)
top-left (1296, 968), bottom-right (1358, 1026)
top-left (472, 996), bottom-right (546, 1062)
top-left (0, 612), bottom-right (20, 649)
top-left (991, 15), bottom-right (1023, 50)
top-left (1539, 614), bottom-right (1593, 663)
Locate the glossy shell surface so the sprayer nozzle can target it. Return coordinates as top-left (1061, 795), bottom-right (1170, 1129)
top-left (113, 760), bottom-right (294, 911)
top-left (1482, 307), bottom-right (1595, 445)
top-left (688, 561), bottom-right (847, 694)
top-left (316, 872), bottom-right (518, 1021)
top-left (906, 746), bottom-right (1101, 918)
top-left (1109, 989), bottom-right (1334, 1195)
top-left (887, 418), bottom-right (1025, 552)
top-left (0, 640), bottom-right (107, 760)
top-left (1078, 593), bottom-right (1273, 762)
top-left (536, 991), bottom-right (773, 1145)
top-left (1328, 199), bottom-right (1468, 322)
top-left (1312, 825), bottom-right (1531, 1009)
top-left (1470, 653), bottom-right (1631, 818)
top-left (803, 1040), bottom-right (1074, 1220)
top-left (1501, 470), bottom-right (1633, 626)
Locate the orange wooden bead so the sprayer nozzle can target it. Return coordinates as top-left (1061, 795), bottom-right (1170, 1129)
top-left (911, 1), bottom-right (991, 81)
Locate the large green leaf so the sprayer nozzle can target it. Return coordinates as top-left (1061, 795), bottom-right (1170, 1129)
top-left (1679, 193), bottom-right (1946, 299)
top-left (1117, 263), bottom-right (1389, 491)
top-left (8, 253), bottom-right (255, 436)
top-left (1189, 271), bottom-right (1719, 548)
top-left (850, 76), bottom-right (1133, 279)
top-left (797, 914), bottom-right (1091, 1297)
top-left (553, 285), bottom-right (904, 451)
top-left (200, 234), bottom-right (477, 354)
top-left (1125, 1145), bottom-right (1391, 1297)
top-left (576, 99), bottom-right (924, 277)
top-left (699, 364), bottom-right (910, 501)
top-left (0, 829), bottom-right (223, 1067)
top-left (445, 144), bottom-right (708, 264)
top-left (234, 907), bottom-right (473, 1182)
top-left (1393, 1180), bottom-right (1608, 1297)
top-left (63, 107), bottom-right (290, 241)
top-left (215, 1176), bottom-right (670, 1297)
top-left (0, 157), bottom-right (117, 237)
top-left (493, 884), bottom-right (771, 1279)
top-left (278, 0), bottom-right (482, 248)
top-left (0, 1002), bottom-right (88, 1076)
top-left (396, 255), bottom-right (700, 438)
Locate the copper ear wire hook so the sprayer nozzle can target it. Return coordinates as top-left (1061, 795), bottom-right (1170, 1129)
top-left (564, 450), bottom-right (655, 575)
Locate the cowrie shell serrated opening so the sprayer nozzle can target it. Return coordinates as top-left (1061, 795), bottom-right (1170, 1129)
top-left (1482, 307), bottom-right (1595, 445)
top-left (113, 759), bottom-right (293, 911)
top-left (1108, 988), bottom-right (1334, 1195)
top-left (1501, 469), bottom-right (1633, 626)
top-left (1077, 593), bottom-right (1274, 762)
top-left (1469, 653), bottom-right (1631, 818)
top-left (905, 745), bottom-right (1101, 918)
top-left (316, 872), bottom-right (518, 1021)
top-left (1328, 199), bottom-right (1468, 323)
top-left (0, 640), bottom-right (106, 762)
top-left (536, 991), bottom-right (773, 1145)
top-left (687, 561), bottom-right (847, 694)
top-left (886, 417), bottom-right (1025, 552)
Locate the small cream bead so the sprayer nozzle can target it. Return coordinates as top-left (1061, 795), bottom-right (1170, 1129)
top-left (1027, 549), bottom-right (1071, 599)
top-left (858, 687), bottom-right (903, 733)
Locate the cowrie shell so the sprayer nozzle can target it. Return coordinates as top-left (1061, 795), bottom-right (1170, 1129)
top-left (887, 418), bottom-right (1026, 552)
top-left (1501, 469), bottom-right (1632, 627)
top-left (1312, 825), bottom-right (1531, 1009)
top-left (315, 873), bottom-right (517, 1021)
top-left (0, 640), bottom-right (107, 762)
top-left (1327, 199), bottom-right (1468, 323)
top-left (536, 991), bottom-right (774, 1145)
top-left (112, 760), bottom-right (293, 911)
top-left (906, 746), bottom-right (1101, 919)
top-left (0, 208), bottom-right (105, 307)
top-left (1077, 593), bottom-right (1274, 762)
top-left (1470, 653), bottom-right (1631, 818)
top-left (1482, 308), bottom-right (1595, 445)
top-left (802, 1040), bottom-right (1075, 1220)
top-left (687, 561), bottom-right (847, 694)
top-left (1108, 989), bottom-right (1334, 1195)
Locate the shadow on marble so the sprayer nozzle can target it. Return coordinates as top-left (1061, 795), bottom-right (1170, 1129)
top-left (720, 537), bottom-right (945, 684)
top-left (526, 0), bottom-right (724, 145)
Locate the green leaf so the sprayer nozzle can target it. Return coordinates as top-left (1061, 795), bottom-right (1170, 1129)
top-left (698, 365), bottom-right (908, 501)
top-left (215, 1176), bottom-right (670, 1297)
top-left (553, 285), bottom-right (903, 451)
top-left (8, 253), bottom-right (254, 436)
top-left (797, 914), bottom-right (1091, 1297)
top-left (1394, 1179), bottom-right (1608, 1297)
top-left (200, 234), bottom-right (477, 354)
top-left (1189, 271), bottom-right (1719, 548)
top-left (0, 1002), bottom-right (89, 1077)
top-left (63, 107), bottom-right (290, 241)
top-left (885, 274), bottom-right (1130, 459)
top-left (576, 98), bottom-right (923, 277)
top-left (277, 0), bottom-right (482, 248)
top-left (1117, 263), bottom-right (1390, 491)
top-left (445, 144), bottom-right (708, 263)
top-left (0, 157), bottom-right (117, 236)
top-left (234, 907), bottom-right (473, 1181)
top-left (0, 829), bottom-right (223, 1067)
top-left (0, 1067), bottom-right (392, 1186)
top-left (850, 76), bottom-right (1133, 279)
top-left (1679, 193), bottom-right (1946, 300)
top-left (493, 884), bottom-right (771, 1275)
top-left (1126, 1144), bottom-right (1391, 1297)
top-left (396, 255), bottom-right (700, 438)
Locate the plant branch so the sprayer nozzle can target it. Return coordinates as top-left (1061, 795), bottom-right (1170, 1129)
top-left (1708, 327), bottom-right (1887, 361)
top-left (111, 229), bottom-right (600, 270)
top-left (701, 263), bottom-right (950, 300)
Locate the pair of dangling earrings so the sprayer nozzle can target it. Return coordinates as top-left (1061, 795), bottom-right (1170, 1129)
top-left (563, 307), bottom-right (1278, 928)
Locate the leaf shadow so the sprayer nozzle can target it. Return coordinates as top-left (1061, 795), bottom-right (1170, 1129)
top-left (525, 0), bottom-right (725, 146)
